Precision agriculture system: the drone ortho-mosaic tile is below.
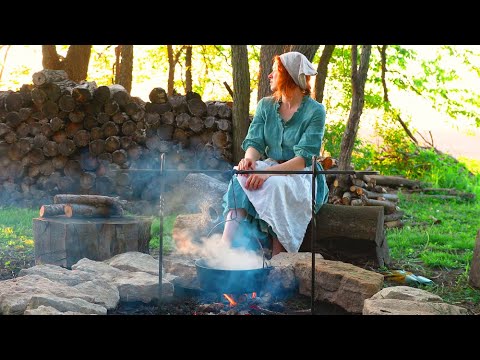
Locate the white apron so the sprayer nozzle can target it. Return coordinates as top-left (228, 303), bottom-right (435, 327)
top-left (236, 159), bottom-right (313, 253)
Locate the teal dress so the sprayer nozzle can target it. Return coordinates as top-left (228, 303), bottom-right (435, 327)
top-left (222, 95), bottom-right (329, 251)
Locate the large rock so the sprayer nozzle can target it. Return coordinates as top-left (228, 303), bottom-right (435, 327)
top-left (295, 258), bottom-right (384, 313)
top-left (0, 275), bottom-right (96, 315)
top-left (363, 286), bottom-right (469, 315)
top-left (265, 252), bottom-right (324, 296)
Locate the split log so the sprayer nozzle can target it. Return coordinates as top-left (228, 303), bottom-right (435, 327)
top-left (73, 129), bottom-right (91, 148)
top-left (361, 196), bottom-right (397, 214)
top-left (187, 97), bottom-right (207, 117)
top-left (5, 111), bottom-right (22, 128)
top-left (92, 85), bottom-right (110, 104)
top-left (64, 203), bottom-right (119, 218)
top-left (175, 113), bottom-right (191, 129)
top-left (39, 204), bottom-right (66, 217)
top-left (53, 194), bottom-right (126, 215)
top-left (104, 99), bottom-right (120, 116)
top-left (383, 211), bottom-right (405, 222)
top-left (50, 117), bottom-right (64, 132)
top-left (32, 69), bottom-right (68, 86)
top-left (161, 111), bottom-right (175, 125)
top-left (79, 172), bottom-right (96, 190)
top-left (169, 94), bottom-right (188, 113)
top-left (64, 160), bottom-right (82, 178)
top-left (149, 87), bottom-right (168, 104)
top-left (112, 149), bottom-right (128, 165)
top-left (109, 84), bottom-right (131, 108)
top-left (83, 115), bottom-right (98, 130)
top-left (42, 100), bottom-right (59, 119)
top-left (361, 174), bottom-right (422, 189)
top-left (300, 204), bottom-right (389, 267)
top-left (72, 82), bottom-right (97, 103)
top-left (33, 216), bottom-right (151, 268)
top-left (217, 102), bottom-right (232, 119)
top-left (58, 139), bottom-right (76, 156)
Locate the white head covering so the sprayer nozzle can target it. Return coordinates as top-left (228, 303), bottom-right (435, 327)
top-left (279, 51), bottom-right (317, 90)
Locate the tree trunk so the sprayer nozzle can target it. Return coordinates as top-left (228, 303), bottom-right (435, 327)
top-left (336, 45), bottom-right (372, 196)
top-left (257, 45), bottom-right (284, 102)
top-left (167, 45), bottom-right (185, 96)
top-left (41, 45), bottom-right (91, 82)
top-left (114, 45), bottom-right (133, 93)
top-left (231, 45), bottom-right (250, 163)
top-left (314, 45), bottom-right (335, 103)
top-left (185, 45), bottom-right (192, 93)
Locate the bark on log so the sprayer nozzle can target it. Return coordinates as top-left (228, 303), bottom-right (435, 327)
top-left (64, 203), bottom-right (119, 218)
top-left (32, 69), bottom-right (68, 86)
top-left (187, 97), bottom-right (207, 117)
top-left (33, 216), bottom-right (151, 268)
top-left (53, 194), bottom-right (126, 215)
top-left (361, 174), bottom-right (422, 189)
top-left (149, 87), bottom-right (168, 104)
top-left (93, 86), bottom-right (111, 104)
top-left (39, 204), bottom-right (66, 217)
top-left (300, 204), bottom-right (389, 267)
top-left (109, 84), bottom-right (131, 108)
top-left (72, 82), bottom-right (97, 103)
top-left (383, 211), bottom-right (405, 222)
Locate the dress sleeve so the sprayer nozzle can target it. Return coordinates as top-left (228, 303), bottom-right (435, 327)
top-left (241, 98), bottom-right (266, 155)
top-left (293, 104), bottom-right (326, 167)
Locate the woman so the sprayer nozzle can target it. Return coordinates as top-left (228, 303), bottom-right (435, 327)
top-left (221, 51), bottom-right (329, 258)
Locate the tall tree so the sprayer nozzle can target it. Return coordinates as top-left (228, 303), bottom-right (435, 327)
top-left (167, 45), bottom-right (185, 96)
top-left (257, 45), bottom-right (283, 102)
top-left (114, 45), bottom-right (134, 93)
top-left (42, 45), bottom-right (91, 82)
top-left (335, 45), bottom-right (372, 195)
top-left (284, 45), bottom-right (319, 62)
top-left (378, 45), bottom-right (418, 145)
top-left (185, 45), bottom-right (192, 93)
top-left (314, 45), bottom-right (335, 103)
top-left (231, 45), bottom-right (250, 163)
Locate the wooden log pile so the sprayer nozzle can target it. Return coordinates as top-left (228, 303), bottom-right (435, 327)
top-left (323, 157), bottom-right (422, 229)
top-left (0, 70), bottom-right (234, 210)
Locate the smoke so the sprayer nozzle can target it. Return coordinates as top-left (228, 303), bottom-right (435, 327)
top-left (174, 220), bottom-right (266, 270)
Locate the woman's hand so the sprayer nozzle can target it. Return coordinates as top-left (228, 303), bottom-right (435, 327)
top-left (237, 158), bottom-right (256, 177)
top-left (245, 173), bottom-right (270, 190)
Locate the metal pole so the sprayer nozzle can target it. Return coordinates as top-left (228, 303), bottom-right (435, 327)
top-left (157, 152), bottom-right (165, 313)
top-left (311, 156), bottom-right (317, 315)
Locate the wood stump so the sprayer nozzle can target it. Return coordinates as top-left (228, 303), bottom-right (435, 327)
top-left (33, 216), bottom-right (152, 268)
top-left (299, 204), bottom-right (389, 267)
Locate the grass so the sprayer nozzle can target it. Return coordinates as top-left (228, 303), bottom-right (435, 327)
top-left (1, 157), bottom-right (479, 313)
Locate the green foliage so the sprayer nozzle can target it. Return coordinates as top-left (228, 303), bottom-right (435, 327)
top-left (149, 215), bottom-right (177, 254)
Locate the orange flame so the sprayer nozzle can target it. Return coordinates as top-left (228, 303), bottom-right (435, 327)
top-left (223, 294), bottom-right (237, 307)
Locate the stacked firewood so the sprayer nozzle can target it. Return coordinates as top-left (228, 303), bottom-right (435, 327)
top-left (0, 69), bottom-right (234, 209)
top-left (323, 157), bottom-right (422, 229)
top-left (39, 194), bottom-right (127, 218)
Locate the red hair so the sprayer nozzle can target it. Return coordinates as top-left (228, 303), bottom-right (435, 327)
top-left (272, 55), bottom-right (311, 101)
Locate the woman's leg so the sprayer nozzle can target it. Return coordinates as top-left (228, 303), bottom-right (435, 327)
top-left (221, 208), bottom-right (247, 244)
top-left (272, 237), bottom-right (286, 256)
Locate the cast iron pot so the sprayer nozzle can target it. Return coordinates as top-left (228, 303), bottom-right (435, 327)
top-left (195, 258), bottom-right (272, 294)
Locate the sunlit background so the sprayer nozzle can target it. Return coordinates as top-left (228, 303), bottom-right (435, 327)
top-left (1, 45), bottom-right (479, 160)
